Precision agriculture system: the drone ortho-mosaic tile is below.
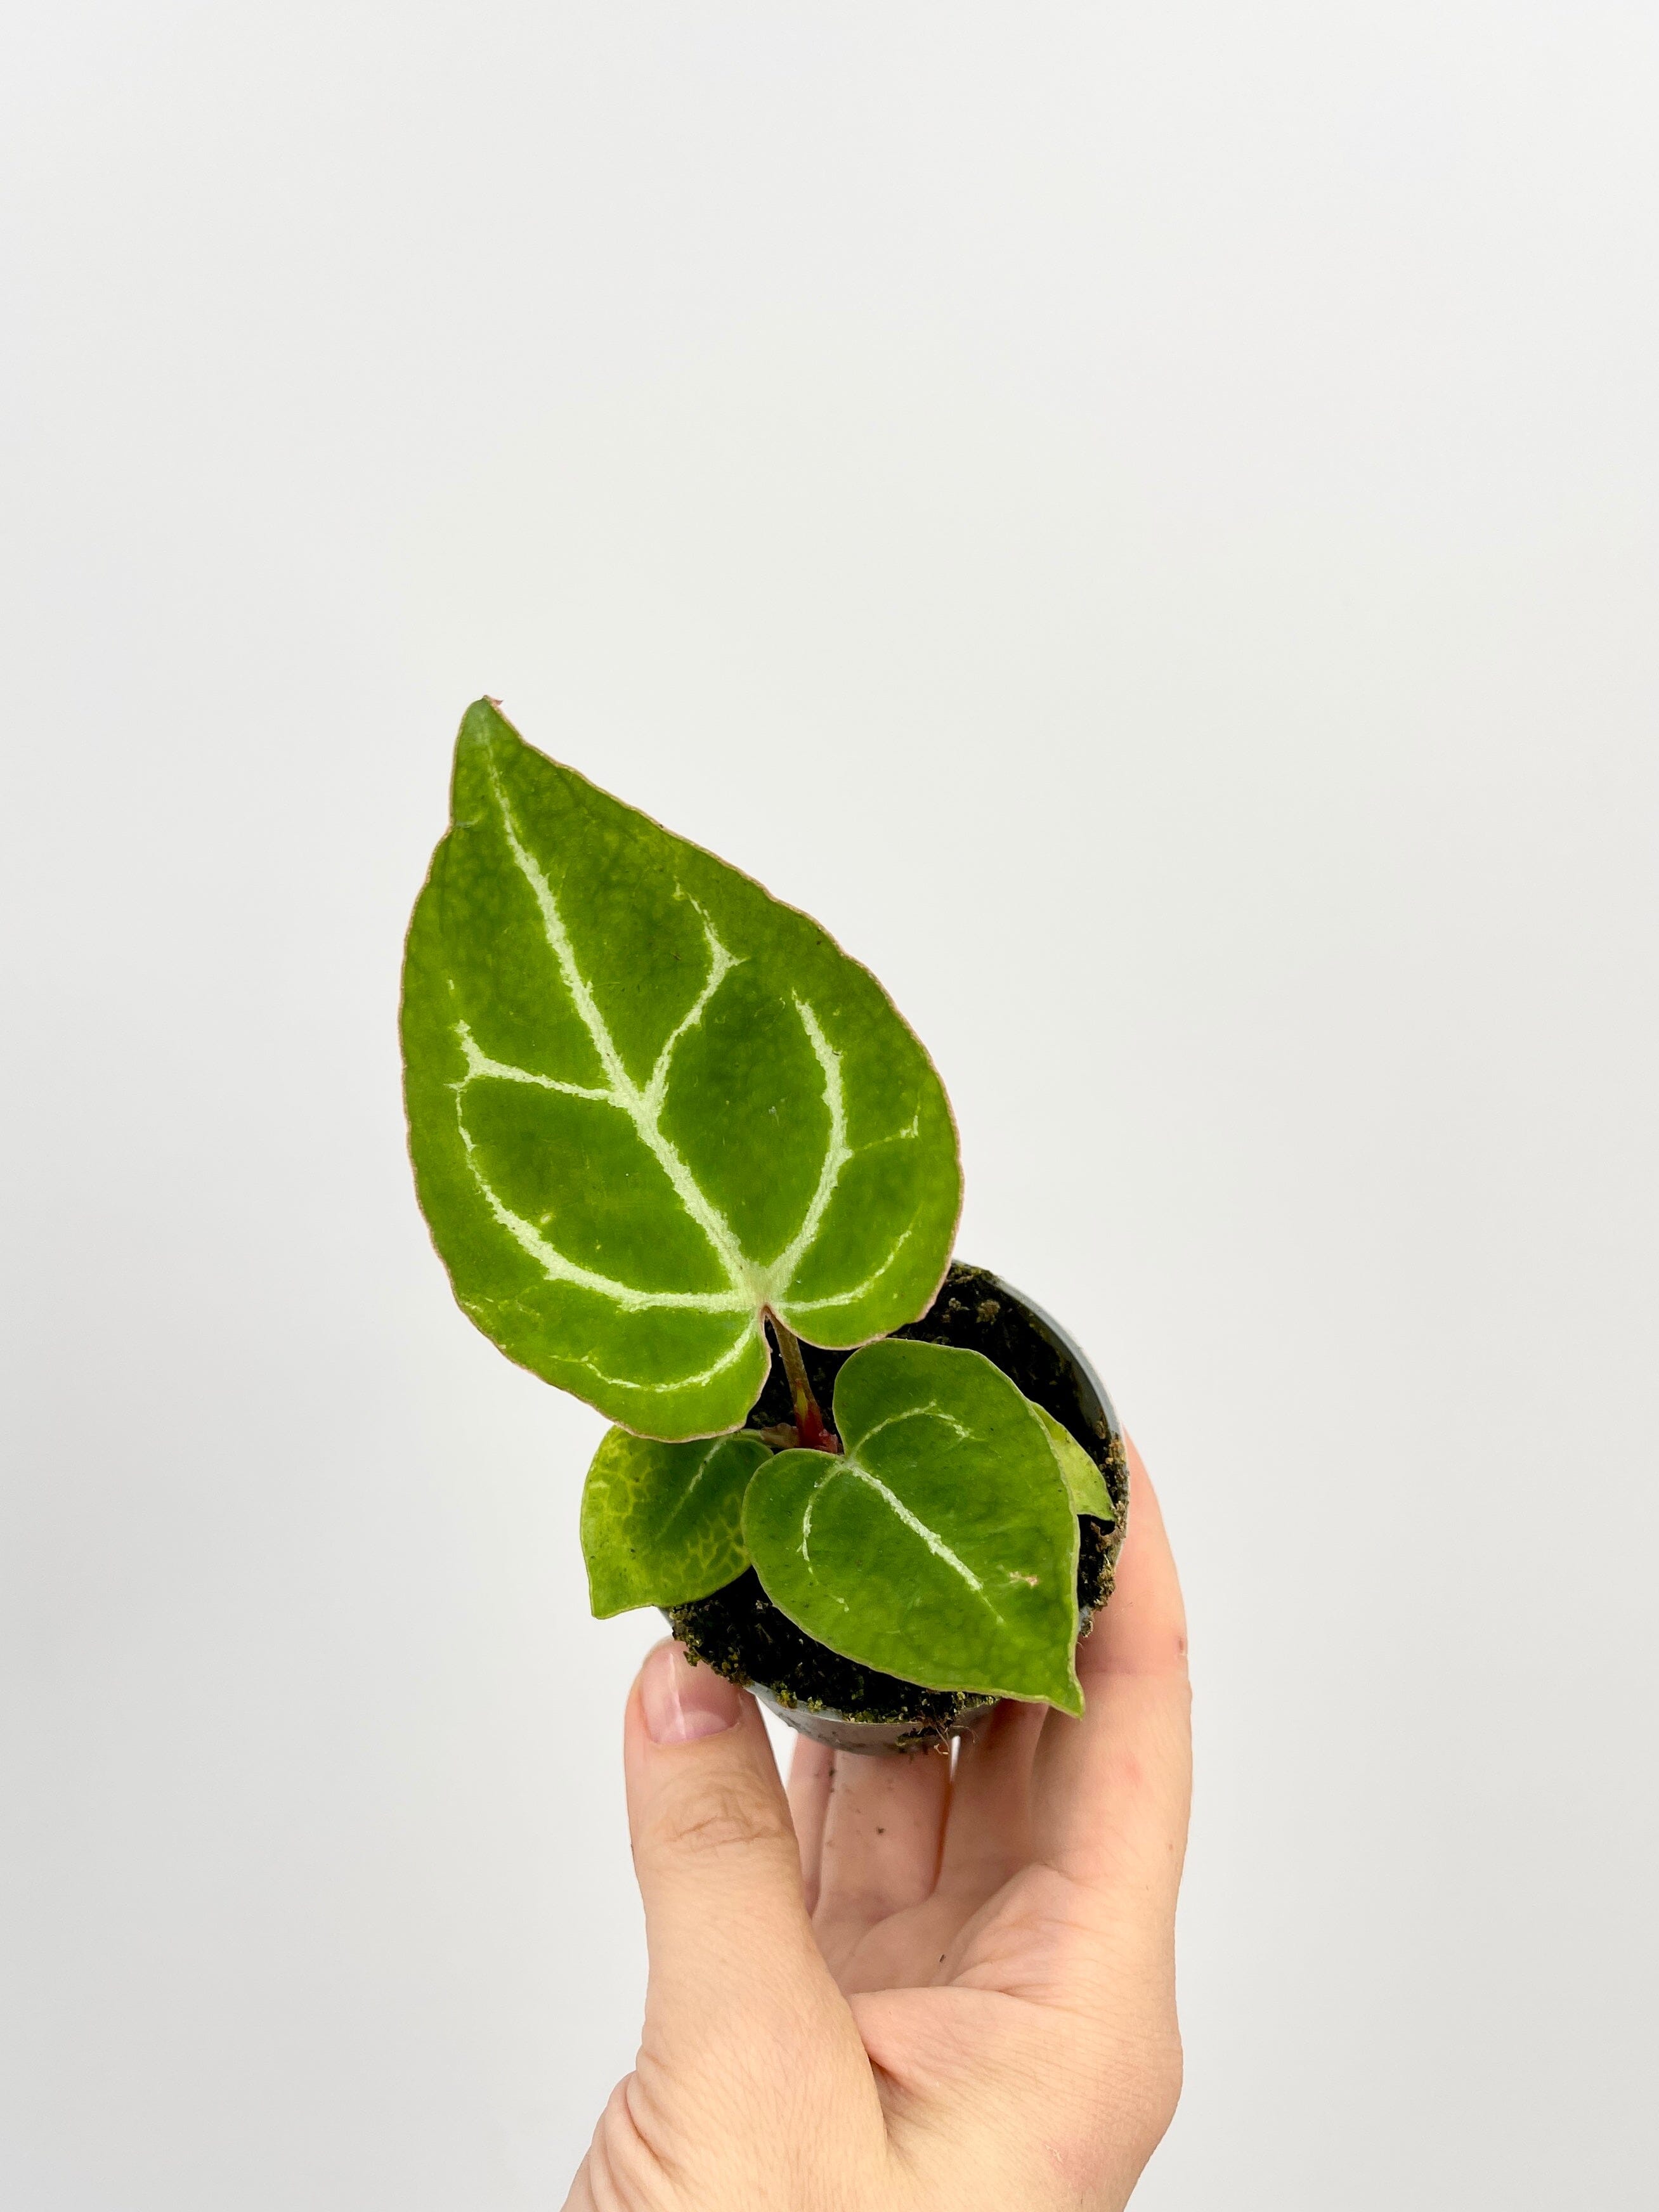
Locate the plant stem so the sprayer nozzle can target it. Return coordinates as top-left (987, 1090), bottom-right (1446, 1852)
top-left (767, 1315), bottom-right (836, 1452)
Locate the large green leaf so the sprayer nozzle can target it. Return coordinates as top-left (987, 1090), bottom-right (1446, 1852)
top-left (580, 1427), bottom-right (769, 1617)
top-left (742, 1341), bottom-right (1084, 1712)
top-left (401, 700), bottom-right (962, 1438)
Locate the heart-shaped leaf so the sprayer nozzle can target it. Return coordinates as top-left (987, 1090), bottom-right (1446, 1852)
top-left (742, 1340), bottom-right (1084, 1712)
top-left (1032, 1402), bottom-right (1117, 1522)
top-left (580, 1428), bottom-right (769, 1617)
top-left (401, 701), bottom-right (962, 1438)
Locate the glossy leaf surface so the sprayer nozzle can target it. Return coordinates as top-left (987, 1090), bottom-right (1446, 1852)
top-left (1033, 1403), bottom-right (1116, 1522)
top-left (743, 1340), bottom-right (1083, 1712)
top-left (401, 701), bottom-right (962, 1437)
top-left (580, 1428), bottom-right (769, 1617)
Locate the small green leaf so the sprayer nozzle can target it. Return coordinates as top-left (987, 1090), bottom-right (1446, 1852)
top-left (401, 700), bottom-right (962, 1439)
top-left (1032, 1402), bottom-right (1116, 1523)
top-left (742, 1341), bottom-right (1084, 1712)
top-left (580, 1427), bottom-right (771, 1617)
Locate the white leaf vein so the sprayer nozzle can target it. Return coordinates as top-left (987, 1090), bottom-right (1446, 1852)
top-left (445, 754), bottom-right (936, 1387)
top-left (453, 1119), bottom-right (749, 1315)
top-left (800, 1402), bottom-right (985, 1597)
top-left (482, 762), bottom-right (752, 1283)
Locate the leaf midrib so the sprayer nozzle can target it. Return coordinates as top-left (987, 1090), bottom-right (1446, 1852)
top-left (800, 1403), bottom-right (992, 1604)
top-left (442, 755), bottom-right (923, 1376)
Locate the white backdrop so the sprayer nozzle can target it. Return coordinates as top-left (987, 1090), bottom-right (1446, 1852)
top-left (4, 6), bottom-right (1656, 2206)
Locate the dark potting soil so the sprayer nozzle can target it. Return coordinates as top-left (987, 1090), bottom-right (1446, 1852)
top-left (667, 1261), bottom-right (1129, 1726)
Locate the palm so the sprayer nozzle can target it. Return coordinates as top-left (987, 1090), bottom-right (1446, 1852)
top-left (788, 1549), bottom-right (1183, 2038)
top-left (780, 1499), bottom-right (1188, 2211)
top-left (567, 1443), bottom-right (1187, 2212)
top-left (790, 1705), bottom-right (1044, 1993)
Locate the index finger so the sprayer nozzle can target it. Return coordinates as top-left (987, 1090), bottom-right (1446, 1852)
top-left (1029, 1436), bottom-right (1192, 1901)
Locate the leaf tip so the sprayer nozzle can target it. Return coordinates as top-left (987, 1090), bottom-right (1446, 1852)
top-left (457, 695), bottom-right (515, 751)
top-left (1051, 1674), bottom-right (1086, 1720)
top-left (449, 696), bottom-right (528, 824)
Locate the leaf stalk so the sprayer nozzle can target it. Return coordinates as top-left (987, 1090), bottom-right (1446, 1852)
top-left (767, 1315), bottom-right (838, 1453)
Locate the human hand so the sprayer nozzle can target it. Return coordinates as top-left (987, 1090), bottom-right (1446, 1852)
top-left (566, 1440), bottom-right (1190, 2212)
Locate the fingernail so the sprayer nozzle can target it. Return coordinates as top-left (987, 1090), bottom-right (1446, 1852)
top-left (641, 1640), bottom-right (743, 1745)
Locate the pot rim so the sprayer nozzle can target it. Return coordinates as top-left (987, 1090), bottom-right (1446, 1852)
top-left (748, 1681), bottom-right (997, 1756)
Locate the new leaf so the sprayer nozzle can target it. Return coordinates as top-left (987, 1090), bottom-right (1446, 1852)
top-left (401, 701), bottom-right (962, 1438)
top-left (1032, 1402), bottom-right (1117, 1522)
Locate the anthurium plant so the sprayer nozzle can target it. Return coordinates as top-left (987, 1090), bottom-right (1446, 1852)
top-left (401, 699), bottom-right (1121, 1722)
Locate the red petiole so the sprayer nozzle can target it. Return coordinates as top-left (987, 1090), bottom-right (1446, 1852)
top-left (767, 1315), bottom-right (840, 1454)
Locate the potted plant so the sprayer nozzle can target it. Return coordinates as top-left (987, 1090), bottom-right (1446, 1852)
top-left (401, 699), bottom-right (1127, 1752)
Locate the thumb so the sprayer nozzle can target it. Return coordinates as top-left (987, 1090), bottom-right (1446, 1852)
top-left (623, 1640), bottom-right (862, 2083)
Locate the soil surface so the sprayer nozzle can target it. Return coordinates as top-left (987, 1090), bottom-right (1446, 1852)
top-left (667, 1261), bottom-right (1128, 1724)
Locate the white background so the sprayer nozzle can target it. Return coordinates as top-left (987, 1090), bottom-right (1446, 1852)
top-left (3, 5), bottom-right (1656, 2206)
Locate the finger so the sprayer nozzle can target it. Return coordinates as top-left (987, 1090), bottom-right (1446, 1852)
top-left (812, 1741), bottom-right (952, 1941)
top-left (786, 1735), bottom-right (833, 1913)
top-left (935, 1698), bottom-right (1046, 1906)
top-left (1030, 1439), bottom-right (1192, 1906)
top-left (623, 1641), bottom-right (871, 2098)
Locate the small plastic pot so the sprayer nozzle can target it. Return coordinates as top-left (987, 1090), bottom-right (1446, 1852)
top-left (666, 1261), bottom-right (1126, 1756)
